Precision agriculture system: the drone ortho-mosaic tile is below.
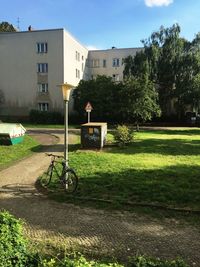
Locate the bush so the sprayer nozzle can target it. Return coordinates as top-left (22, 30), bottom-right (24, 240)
top-left (129, 255), bottom-right (189, 267)
top-left (39, 254), bottom-right (123, 267)
top-left (0, 210), bottom-right (28, 266)
top-left (29, 110), bottom-right (63, 124)
top-left (114, 125), bottom-right (133, 147)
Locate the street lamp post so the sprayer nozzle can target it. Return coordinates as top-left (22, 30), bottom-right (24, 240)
top-left (58, 83), bottom-right (74, 168)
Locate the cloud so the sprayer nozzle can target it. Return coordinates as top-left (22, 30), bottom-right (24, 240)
top-left (145, 0), bottom-right (173, 7)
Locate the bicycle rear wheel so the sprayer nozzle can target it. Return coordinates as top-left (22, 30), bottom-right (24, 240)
top-left (61, 169), bottom-right (78, 193)
top-left (41, 165), bottom-right (53, 186)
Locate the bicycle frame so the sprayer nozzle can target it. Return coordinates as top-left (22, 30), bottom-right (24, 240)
top-left (44, 153), bottom-right (79, 193)
top-left (50, 158), bottom-right (65, 180)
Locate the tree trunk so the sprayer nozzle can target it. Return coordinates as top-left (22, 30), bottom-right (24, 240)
top-left (136, 123), bottom-right (140, 132)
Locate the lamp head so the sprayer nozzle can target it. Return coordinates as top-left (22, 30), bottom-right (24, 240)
top-left (58, 83), bottom-right (74, 101)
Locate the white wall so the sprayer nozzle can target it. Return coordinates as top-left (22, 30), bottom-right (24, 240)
top-left (0, 29), bottom-right (64, 115)
top-left (88, 48), bottom-right (143, 81)
top-left (63, 30), bottom-right (89, 86)
top-left (63, 30), bottom-right (89, 113)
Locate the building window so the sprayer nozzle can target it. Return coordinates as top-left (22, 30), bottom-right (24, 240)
top-left (76, 69), bottom-right (80, 78)
top-left (112, 74), bottom-right (120, 82)
top-left (91, 59), bottom-right (100, 68)
top-left (37, 42), bottom-right (48, 53)
top-left (113, 58), bottom-right (120, 67)
top-left (103, 59), bottom-right (106, 68)
top-left (37, 63), bottom-right (48, 73)
top-left (82, 55), bottom-right (84, 60)
top-left (38, 102), bottom-right (49, 111)
top-left (38, 83), bottom-right (48, 93)
top-left (76, 51), bottom-right (80, 61)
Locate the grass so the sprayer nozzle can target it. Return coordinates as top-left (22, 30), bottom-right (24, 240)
top-left (0, 135), bottom-right (40, 170)
top-left (41, 128), bottom-right (200, 212)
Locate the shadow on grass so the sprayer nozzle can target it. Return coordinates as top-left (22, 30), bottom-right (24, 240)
top-left (31, 144), bottom-right (81, 153)
top-left (27, 128), bottom-right (80, 135)
top-left (139, 129), bottom-right (200, 136)
top-left (105, 138), bottom-right (200, 156)
top-left (59, 164), bottom-right (200, 210)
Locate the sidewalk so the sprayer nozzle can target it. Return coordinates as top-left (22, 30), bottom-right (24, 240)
top-left (0, 129), bottom-right (199, 265)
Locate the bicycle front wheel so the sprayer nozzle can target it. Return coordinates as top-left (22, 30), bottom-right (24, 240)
top-left (61, 169), bottom-right (78, 193)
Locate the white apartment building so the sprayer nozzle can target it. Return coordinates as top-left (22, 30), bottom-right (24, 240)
top-left (88, 47), bottom-right (141, 82)
top-left (0, 28), bottom-right (142, 119)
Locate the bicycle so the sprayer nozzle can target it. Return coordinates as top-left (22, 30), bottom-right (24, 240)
top-left (41, 153), bottom-right (78, 193)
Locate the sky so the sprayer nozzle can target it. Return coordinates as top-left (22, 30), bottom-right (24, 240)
top-left (1, 0), bottom-right (200, 49)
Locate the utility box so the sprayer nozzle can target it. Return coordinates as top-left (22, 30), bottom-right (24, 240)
top-left (0, 123), bottom-right (26, 145)
top-left (81, 122), bottom-right (107, 149)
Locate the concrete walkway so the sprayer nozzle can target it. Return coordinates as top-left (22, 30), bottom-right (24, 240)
top-left (0, 129), bottom-right (199, 265)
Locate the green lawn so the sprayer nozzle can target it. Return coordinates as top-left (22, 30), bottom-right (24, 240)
top-left (0, 135), bottom-right (40, 170)
top-left (43, 128), bottom-right (200, 211)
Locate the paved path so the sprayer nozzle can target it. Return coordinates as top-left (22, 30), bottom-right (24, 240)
top-left (0, 129), bottom-right (199, 266)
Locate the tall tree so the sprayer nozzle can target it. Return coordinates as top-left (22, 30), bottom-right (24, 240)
top-left (73, 75), bottom-right (161, 126)
top-left (123, 24), bottom-right (200, 118)
top-left (121, 76), bottom-right (161, 129)
top-left (0, 21), bottom-right (16, 32)
top-left (73, 75), bottom-right (123, 122)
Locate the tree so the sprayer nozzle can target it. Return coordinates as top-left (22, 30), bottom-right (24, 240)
top-left (73, 75), bottom-right (123, 122)
top-left (123, 24), bottom-right (200, 119)
top-left (0, 21), bottom-right (16, 32)
top-left (174, 34), bottom-right (200, 117)
top-left (73, 75), bottom-right (160, 125)
top-left (121, 76), bottom-right (161, 130)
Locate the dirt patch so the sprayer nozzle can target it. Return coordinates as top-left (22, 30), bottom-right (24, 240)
top-left (28, 132), bottom-right (59, 146)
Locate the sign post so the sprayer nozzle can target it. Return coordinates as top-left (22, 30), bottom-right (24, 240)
top-left (85, 102), bottom-right (93, 123)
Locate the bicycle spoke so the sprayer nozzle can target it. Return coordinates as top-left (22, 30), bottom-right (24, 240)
top-left (61, 169), bottom-right (78, 193)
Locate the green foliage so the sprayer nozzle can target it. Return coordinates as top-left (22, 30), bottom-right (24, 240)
top-left (73, 75), bottom-right (123, 123)
top-left (114, 125), bottom-right (133, 146)
top-left (73, 75), bottom-right (160, 124)
top-left (0, 21), bottom-right (16, 32)
top-left (121, 77), bottom-right (161, 123)
top-left (39, 254), bottom-right (123, 267)
top-left (123, 23), bottom-right (200, 118)
top-left (0, 211), bottom-right (28, 266)
top-left (29, 109), bottom-right (63, 124)
top-left (130, 255), bottom-right (189, 267)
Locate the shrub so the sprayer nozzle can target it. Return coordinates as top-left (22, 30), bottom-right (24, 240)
top-left (39, 254), bottom-right (123, 267)
top-left (29, 109), bottom-right (63, 124)
top-left (129, 255), bottom-right (189, 267)
top-left (114, 125), bottom-right (133, 147)
top-left (0, 210), bottom-right (28, 266)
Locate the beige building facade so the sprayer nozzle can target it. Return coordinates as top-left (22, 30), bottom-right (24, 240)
top-left (88, 47), bottom-right (142, 82)
top-left (0, 28), bottom-right (141, 118)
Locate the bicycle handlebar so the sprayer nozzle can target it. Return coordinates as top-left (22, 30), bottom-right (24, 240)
top-left (45, 153), bottom-right (64, 159)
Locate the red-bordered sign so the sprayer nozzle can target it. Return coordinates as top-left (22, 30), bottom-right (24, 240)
top-left (85, 102), bottom-right (93, 112)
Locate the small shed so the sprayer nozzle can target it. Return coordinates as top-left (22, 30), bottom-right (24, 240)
top-left (81, 122), bottom-right (107, 149)
top-left (0, 123), bottom-right (26, 145)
